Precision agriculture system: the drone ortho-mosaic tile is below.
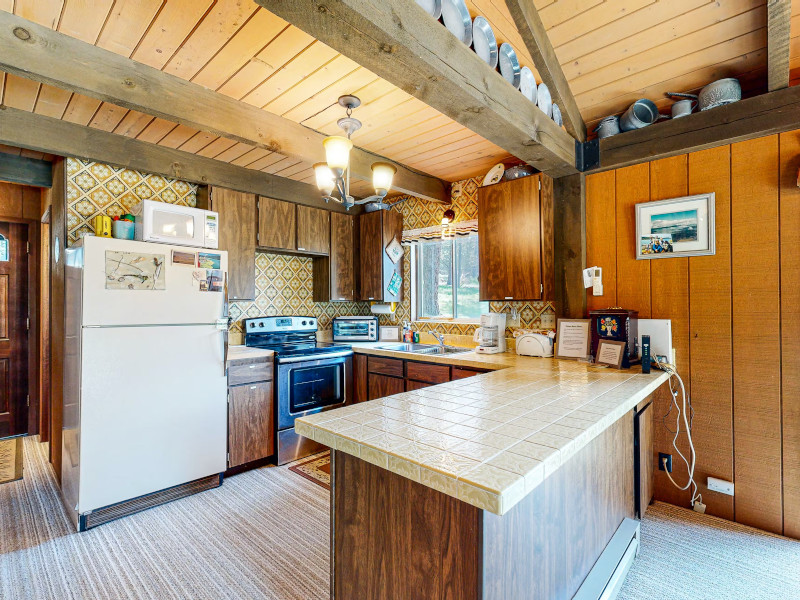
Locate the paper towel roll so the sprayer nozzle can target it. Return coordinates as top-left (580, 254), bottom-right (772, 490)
top-left (370, 303), bottom-right (396, 314)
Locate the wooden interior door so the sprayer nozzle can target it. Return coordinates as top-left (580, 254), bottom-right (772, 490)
top-left (0, 222), bottom-right (29, 438)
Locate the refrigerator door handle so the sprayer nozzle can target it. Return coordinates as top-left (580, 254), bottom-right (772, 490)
top-left (222, 329), bottom-right (228, 377)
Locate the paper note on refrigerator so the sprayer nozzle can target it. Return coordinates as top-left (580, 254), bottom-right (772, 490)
top-left (105, 251), bottom-right (166, 290)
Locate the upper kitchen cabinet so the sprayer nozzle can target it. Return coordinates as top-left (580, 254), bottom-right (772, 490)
top-left (296, 206), bottom-right (330, 254)
top-left (258, 197), bottom-right (296, 252)
top-left (313, 211), bottom-right (356, 302)
top-left (258, 197), bottom-right (330, 256)
top-left (478, 174), bottom-right (554, 301)
top-left (207, 187), bottom-right (256, 301)
top-left (359, 209), bottom-right (403, 303)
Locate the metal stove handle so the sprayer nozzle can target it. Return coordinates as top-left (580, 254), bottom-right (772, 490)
top-left (276, 350), bottom-right (354, 364)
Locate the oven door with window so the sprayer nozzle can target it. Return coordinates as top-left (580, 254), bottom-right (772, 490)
top-left (276, 354), bottom-right (352, 431)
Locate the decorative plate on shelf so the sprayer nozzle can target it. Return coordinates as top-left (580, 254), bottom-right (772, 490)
top-left (482, 163), bottom-right (505, 186)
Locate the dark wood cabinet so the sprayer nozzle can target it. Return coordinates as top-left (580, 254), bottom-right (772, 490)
top-left (258, 197), bottom-right (332, 257)
top-left (228, 381), bottom-right (274, 468)
top-left (478, 174), bottom-right (554, 301)
top-left (406, 361), bottom-right (450, 384)
top-left (451, 366), bottom-right (488, 380)
top-left (358, 209), bottom-right (402, 302)
top-left (227, 356), bottom-right (274, 469)
top-left (209, 187), bottom-right (256, 301)
top-left (368, 373), bottom-right (405, 400)
top-left (258, 196), bottom-right (296, 251)
top-left (313, 211), bottom-right (356, 302)
top-left (296, 205), bottom-right (330, 254)
top-left (353, 354), bottom-right (368, 403)
top-left (405, 379), bottom-right (432, 391)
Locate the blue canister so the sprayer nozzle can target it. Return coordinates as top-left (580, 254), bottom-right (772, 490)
top-left (113, 220), bottom-right (135, 240)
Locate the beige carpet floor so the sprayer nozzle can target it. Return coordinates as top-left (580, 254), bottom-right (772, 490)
top-left (0, 437), bottom-right (329, 600)
top-left (3, 437), bottom-right (799, 600)
top-left (619, 502), bottom-right (800, 600)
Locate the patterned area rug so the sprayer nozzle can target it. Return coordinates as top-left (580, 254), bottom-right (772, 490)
top-left (288, 452), bottom-right (331, 490)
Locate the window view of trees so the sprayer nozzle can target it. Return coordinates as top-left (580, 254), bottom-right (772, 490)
top-left (416, 235), bottom-right (488, 320)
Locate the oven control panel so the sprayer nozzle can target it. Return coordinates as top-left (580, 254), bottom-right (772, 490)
top-left (244, 316), bottom-right (317, 333)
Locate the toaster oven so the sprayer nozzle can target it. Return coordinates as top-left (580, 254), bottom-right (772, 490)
top-left (332, 316), bottom-right (378, 342)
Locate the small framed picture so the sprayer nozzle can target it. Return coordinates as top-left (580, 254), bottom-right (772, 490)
top-left (596, 340), bottom-right (627, 369)
top-left (379, 326), bottom-right (401, 342)
top-left (555, 319), bottom-right (591, 360)
top-left (636, 193), bottom-right (715, 259)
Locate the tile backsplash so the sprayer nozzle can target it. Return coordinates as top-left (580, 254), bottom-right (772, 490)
top-left (228, 252), bottom-right (371, 337)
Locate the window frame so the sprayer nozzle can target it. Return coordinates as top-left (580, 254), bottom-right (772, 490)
top-left (411, 234), bottom-right (486, 324)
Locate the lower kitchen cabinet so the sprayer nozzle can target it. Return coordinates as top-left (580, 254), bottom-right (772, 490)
top-left (228, 381), bottom-right (274, 468)
top-left (405, 380), bottom-right (432, 391)
top-left (368, 373), bottom-right (405, 400)
top-left (451, 366), bottom-right (489, 380)
top-left (227, 357), bottom-right (275, 469)
top-left (634, 398), bottom-right (654, 518)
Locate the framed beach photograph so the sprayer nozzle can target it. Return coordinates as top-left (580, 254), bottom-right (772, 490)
top-left (636, 193), bottom-right (715, 259)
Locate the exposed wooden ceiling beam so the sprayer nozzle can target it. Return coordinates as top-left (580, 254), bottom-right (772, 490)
top-left (594, 85), bottom-right (800, 171)
top-left (0, 152), bottom-right (52, 187)
top-left (767, 0), bottom-right (792, 92)
top-left (255, 0), bottom-right (578, 178)
top-left (0, 11), bottom-right (448, 203)
top-left (0, 105), bottom-right (360, 213)
top-left (503, 0), bottom-right (586, 142)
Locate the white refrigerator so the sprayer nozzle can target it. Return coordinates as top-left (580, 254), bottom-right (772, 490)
top-left (62, 236), bottom-right (229, 531)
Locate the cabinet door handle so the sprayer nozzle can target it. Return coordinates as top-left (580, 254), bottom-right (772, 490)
top-left (505, 296), bottom-right (513, 300)
top-left (297, 246), bottom-right (306, 251)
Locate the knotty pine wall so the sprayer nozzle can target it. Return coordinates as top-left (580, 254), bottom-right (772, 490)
top-left (586, 132), bottom-right (799, 538)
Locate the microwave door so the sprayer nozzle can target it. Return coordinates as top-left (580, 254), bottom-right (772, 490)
top-left (149, 209), bottom-right (198, 245)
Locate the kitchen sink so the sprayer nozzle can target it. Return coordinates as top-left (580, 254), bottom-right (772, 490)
top-left (375, 343), bottom-right (472, 355)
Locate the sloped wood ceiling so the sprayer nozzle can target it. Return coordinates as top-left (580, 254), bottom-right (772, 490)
top-left (0, 1), bottom-right (797, 180)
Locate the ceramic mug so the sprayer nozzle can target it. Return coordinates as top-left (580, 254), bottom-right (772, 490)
top-left (671, 98), bottom-right (697, 119)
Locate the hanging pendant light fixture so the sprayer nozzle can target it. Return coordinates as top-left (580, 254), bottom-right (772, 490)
top-left (314, 95), bottom-right (397, 210)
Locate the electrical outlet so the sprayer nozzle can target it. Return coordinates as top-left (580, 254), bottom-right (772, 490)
top-left (658, 453), bottom-right (672, 473)
top-left (707, 476), bottom-right (735, 496)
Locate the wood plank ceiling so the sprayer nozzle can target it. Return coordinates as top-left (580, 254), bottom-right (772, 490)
top-left (0, 0), bottom-right (797, 184)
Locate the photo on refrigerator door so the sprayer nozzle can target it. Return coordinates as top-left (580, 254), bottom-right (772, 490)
top-left (105, 251), bottom-right (166, 290)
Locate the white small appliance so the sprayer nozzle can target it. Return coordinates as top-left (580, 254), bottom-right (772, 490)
top-left (473, 312), bottom-right (507, 354)
top-left (131, 200), bottom-right (219, 248)
top-left (515, 332), bottom-right (554, 357)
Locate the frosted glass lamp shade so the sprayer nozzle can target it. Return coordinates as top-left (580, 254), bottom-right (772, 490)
top-left (371, 162), bottom-right (397, 194)
top-left (313, 162), bottom-right (335, 195)
top-left (322, 136), bottom-right (352, 174)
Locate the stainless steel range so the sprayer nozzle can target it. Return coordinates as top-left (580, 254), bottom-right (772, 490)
top-left (244, 316), bottom-right (353, 465)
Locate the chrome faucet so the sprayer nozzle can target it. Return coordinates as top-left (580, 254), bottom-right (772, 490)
top-left (431, 332), bottom-right (446, 347)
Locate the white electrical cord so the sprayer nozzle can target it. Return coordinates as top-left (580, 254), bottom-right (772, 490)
top-left (653, 357), bottom-right (702, 510)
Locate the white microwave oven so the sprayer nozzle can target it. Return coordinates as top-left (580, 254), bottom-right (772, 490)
top-left (131, 200), bottom-right (218, 249)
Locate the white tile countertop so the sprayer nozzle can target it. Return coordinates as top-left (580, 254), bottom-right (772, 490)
top-left (296, 357), bottom-right (668, 515)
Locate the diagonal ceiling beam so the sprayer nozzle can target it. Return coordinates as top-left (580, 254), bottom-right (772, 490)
top-left (503, 0), bottom-right (586, 141)
top-left (767, 0), bottom-right (792, 92)
top-left (255, 0), bottom-right (578, 178)
top-left (0, 105), bottom-right (361, 213)
top-left (0, 11), bottom-right (448, 203)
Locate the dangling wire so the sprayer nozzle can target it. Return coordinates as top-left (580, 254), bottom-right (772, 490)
top-left (655, 357), bottom-right (702, 509)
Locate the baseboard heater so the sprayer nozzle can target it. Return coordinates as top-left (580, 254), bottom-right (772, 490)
top-left (573, 518), bottom-right (640, 600)
top-left (78, 473), bottom-right (223, 531)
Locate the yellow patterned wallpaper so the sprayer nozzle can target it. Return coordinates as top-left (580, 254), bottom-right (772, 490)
top-left (66, 158), bottom-right (197, 244)
top-left (228, 253), bottom-right (370, 334)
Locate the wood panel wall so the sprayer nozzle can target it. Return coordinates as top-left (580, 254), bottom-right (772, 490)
top-left (586, 131), bottom-right (799, 537)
